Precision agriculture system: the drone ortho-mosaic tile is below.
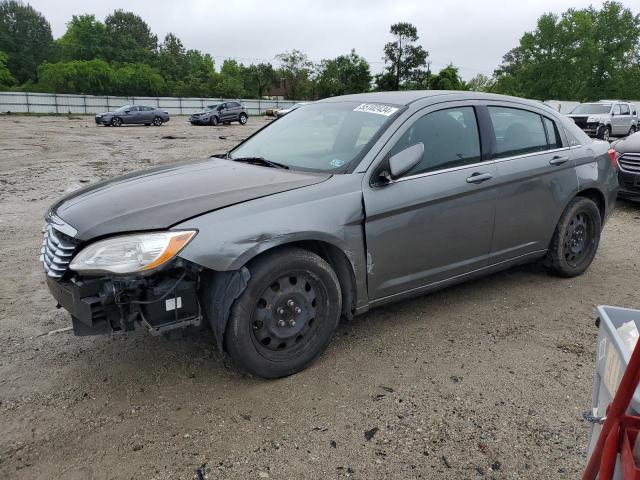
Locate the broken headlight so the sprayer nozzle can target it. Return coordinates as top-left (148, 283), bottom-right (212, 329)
top-left (69, 230), bottom-right (196, 275)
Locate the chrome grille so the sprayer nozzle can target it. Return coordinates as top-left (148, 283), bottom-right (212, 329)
top-left (619, 153), bottom-right (640, 173)
top-left (40, 223), bottom-right (77, 278)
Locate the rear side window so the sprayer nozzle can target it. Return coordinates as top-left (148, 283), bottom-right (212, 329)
top-left (488, 107), bottom-right (548, 158)
top-left (543, 117), bottom-right (562, 149)
top-left (389, 106), bottom-right (481, 176)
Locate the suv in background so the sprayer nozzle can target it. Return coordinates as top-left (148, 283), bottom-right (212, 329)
top-left (567, 100), bottom-right (637, 141)
top-left (189, 102), bottom-right (248, 126)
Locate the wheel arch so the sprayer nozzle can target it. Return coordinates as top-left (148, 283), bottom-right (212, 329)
top-left (234, 239), bottom-right (357, 321)
top-left (576, 187), bottom-right (606, 222)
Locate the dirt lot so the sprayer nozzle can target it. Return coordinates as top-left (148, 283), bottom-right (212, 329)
top-left (0, 115), bottom-right (639, 480)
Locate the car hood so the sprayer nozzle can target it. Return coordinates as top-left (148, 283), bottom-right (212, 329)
top-left (51, 158), bottom-right (331, 241)
top-left (614, 131), bottom-right (640, 154)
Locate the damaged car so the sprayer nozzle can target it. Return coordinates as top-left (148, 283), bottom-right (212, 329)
top-left (42, 91), bottom-right (618, 378)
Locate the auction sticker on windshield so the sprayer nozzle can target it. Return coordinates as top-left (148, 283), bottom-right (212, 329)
top-left (353, 103), bottom-right (399, 116)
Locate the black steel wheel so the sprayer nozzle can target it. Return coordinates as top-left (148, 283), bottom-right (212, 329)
top-left (545, 197), bottom-right (601, 277)
top-left (152, 116), bottom-right (163, 126)
top-left (110, 116), bottom-right (122, 127)
top-left (223, 247), bottom-right (342, 378)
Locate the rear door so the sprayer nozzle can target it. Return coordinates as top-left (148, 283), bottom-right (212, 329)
top-left (141, 106), bottom-right (155, 123)
top-left (485, 103), bottom-right (579, 264)
top-left (227, 102), bottom-right (241, 120)
top-left (617, 103), bottom-right (632, 136)
top-left (363, 102), bottom-right (498, 302)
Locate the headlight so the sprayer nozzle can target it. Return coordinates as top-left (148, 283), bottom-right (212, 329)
top-left (69, 230), bottom-right (196, 274)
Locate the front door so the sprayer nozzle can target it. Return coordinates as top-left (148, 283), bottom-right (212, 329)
top-left (363, 104), bottom-right (498, 302)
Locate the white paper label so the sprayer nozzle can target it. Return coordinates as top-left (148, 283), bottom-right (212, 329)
top-left (165, 297), bottom-right (182, 311)
top-left (353, 103), bottom-right (399, 116)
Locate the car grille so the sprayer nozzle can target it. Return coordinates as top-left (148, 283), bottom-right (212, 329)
top-left (619, 153), bottom-right (640, 174)
top-left (572, 117), bottom-right (589, 128)
top-left (40, 222), bottom-right (78, 278)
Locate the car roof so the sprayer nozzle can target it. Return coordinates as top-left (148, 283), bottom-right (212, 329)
top-left (318, 90), bottom-right (551, 108)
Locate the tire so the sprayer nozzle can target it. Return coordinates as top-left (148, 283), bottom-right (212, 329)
top-left (629, 125), bottom-right (637, 136)
top-left (598, 125), bottom-right (611, 142)
top-left (144, 123), bottom-right (151, 126)
top-left (110, 117), bottom-right (122, 127)
top-left (152, 116), bottom-right (163, 126)
top-left (545, 197), bottom-right (601, 277)
top-left (224, 247), bottom-right (342, 378)
top-left (210, 116), bottom-right (219, 126)
top-left (239, 113), bottom-right (248, 125)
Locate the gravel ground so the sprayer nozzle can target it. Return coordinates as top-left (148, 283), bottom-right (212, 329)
top-left (1, 115), bottom-right (639, 480)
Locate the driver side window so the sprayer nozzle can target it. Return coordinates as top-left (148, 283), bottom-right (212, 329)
top-left (388, 106), bottom-right (482, 177)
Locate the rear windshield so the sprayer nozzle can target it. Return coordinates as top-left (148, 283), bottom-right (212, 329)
top-left (230, 101), bottom-right (401, 172)
top-left (571, 104), bottom-right (611, 115)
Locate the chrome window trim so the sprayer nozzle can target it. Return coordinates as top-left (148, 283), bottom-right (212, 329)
top-left (387, 146), bottom-right (573, 184)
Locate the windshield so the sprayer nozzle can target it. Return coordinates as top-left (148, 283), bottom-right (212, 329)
top-left (571, 104), bottom-right (612, 115)
top-left (115, 105), bottom-right (132, 112)
top-left (204, 104), bottom-right (220, 111)
top-left (229, 101), bottom-right (401, 172)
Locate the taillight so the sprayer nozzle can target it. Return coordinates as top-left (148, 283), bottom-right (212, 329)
top-left (607, 148), bottom-right (619, 169)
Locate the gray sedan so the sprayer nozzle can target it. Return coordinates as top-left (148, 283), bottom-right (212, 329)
top-left (95, 105), bottom-right (170, 127)
top-left (44, 91), bottom-right (618, 378)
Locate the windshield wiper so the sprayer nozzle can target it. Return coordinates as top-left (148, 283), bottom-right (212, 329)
top-left (231, 156), bottom-right (290, 169)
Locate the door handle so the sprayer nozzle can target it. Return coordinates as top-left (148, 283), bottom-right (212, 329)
top-left (466, 172), bottom-right (493, 184)
top-left (549, 156), bottom-right (569, 165)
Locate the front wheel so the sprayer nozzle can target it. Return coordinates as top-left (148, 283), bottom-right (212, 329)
top-left (545, 197), bottom-right (601, 277)
top-left (210, 115), bottom-right (219, 126)
top-left (238, 113), bottom-right (248, 125)
top-left (598, 125), bottom-right (611, 142)
top-left (152, 116), bottom-right (163, 126)
top-left (224, 247), bottom-right (342, 378)
top-left (110, 117), bottom-right (122, 127)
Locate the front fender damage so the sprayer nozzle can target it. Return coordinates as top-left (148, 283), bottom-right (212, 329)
top-left (201, 267), bottom-right (251, 351)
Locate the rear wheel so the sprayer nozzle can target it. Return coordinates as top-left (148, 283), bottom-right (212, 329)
top-left (545, 197), bottom-right (601, 277)
top-left (629, 125), bottom-right (637, 136)
top-left (239, 113), bottom-right (248, 125)
top-left (224, 247), bottom-right (342, 378)
top-left (152, 116), bottom-right (163, 126)
top-left (110, 117), bottom-right (122, 127)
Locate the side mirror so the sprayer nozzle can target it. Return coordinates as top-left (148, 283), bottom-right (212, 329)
top-left (124, 110), bottom-right (130, 114)
top-left (381, 143), bottom-right (424, 182)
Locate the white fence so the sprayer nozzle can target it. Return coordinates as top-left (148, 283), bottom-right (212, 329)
top-left (0, 92), bottom-right (300, 115)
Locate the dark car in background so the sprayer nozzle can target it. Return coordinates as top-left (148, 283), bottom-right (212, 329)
top-left (42, 91), bottom-right (617, 379)
top-left (189, 101), bottom-right (248, 126)
top-left (612, 131), bottom-right (640, 201)
top-left (95, 105), bottom-right (170, 127)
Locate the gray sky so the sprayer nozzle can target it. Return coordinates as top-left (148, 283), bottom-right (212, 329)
top-left (29, 0), bottom-right (639, 79)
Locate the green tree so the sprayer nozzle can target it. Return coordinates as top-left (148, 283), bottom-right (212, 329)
top-left (0, 0), bottom-right (53, 83)
top-left (113, 63), bottom-right (165, 96)
top-left (380, 22), bottom-right (428, 90)
top-left (493, 1), bottom-right (640, 100)
top-left (430, 64), bottom-right (466, 90)
top-left (243, 62), bottom-right (276, 98)
top-left (57, 15), bottom-right (108, 61)
top-left (0, 49), bottom-right (14, 87)
top-left (104, 9), bottom-right (157, 64)
top-left (466, 73), bottom-right (494, 92)
top-left (317, 49), bottom-right (371, 98)
top-left (156, 32), bottom-right (186, 81)
top-left (276, 50), bottom-right (313, 99)
top-left (37, 59), bottom-right (114, 94)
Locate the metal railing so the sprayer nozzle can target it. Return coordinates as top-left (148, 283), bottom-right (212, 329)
top-left (0, 92), bottom-right (301, 115)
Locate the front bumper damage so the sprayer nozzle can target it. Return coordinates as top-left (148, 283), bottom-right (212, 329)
top-left (46, 267), bottom-right (203, 336)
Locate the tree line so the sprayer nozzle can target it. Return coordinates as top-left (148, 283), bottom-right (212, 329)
top-left (0, 0), bottom-right (638, 101)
